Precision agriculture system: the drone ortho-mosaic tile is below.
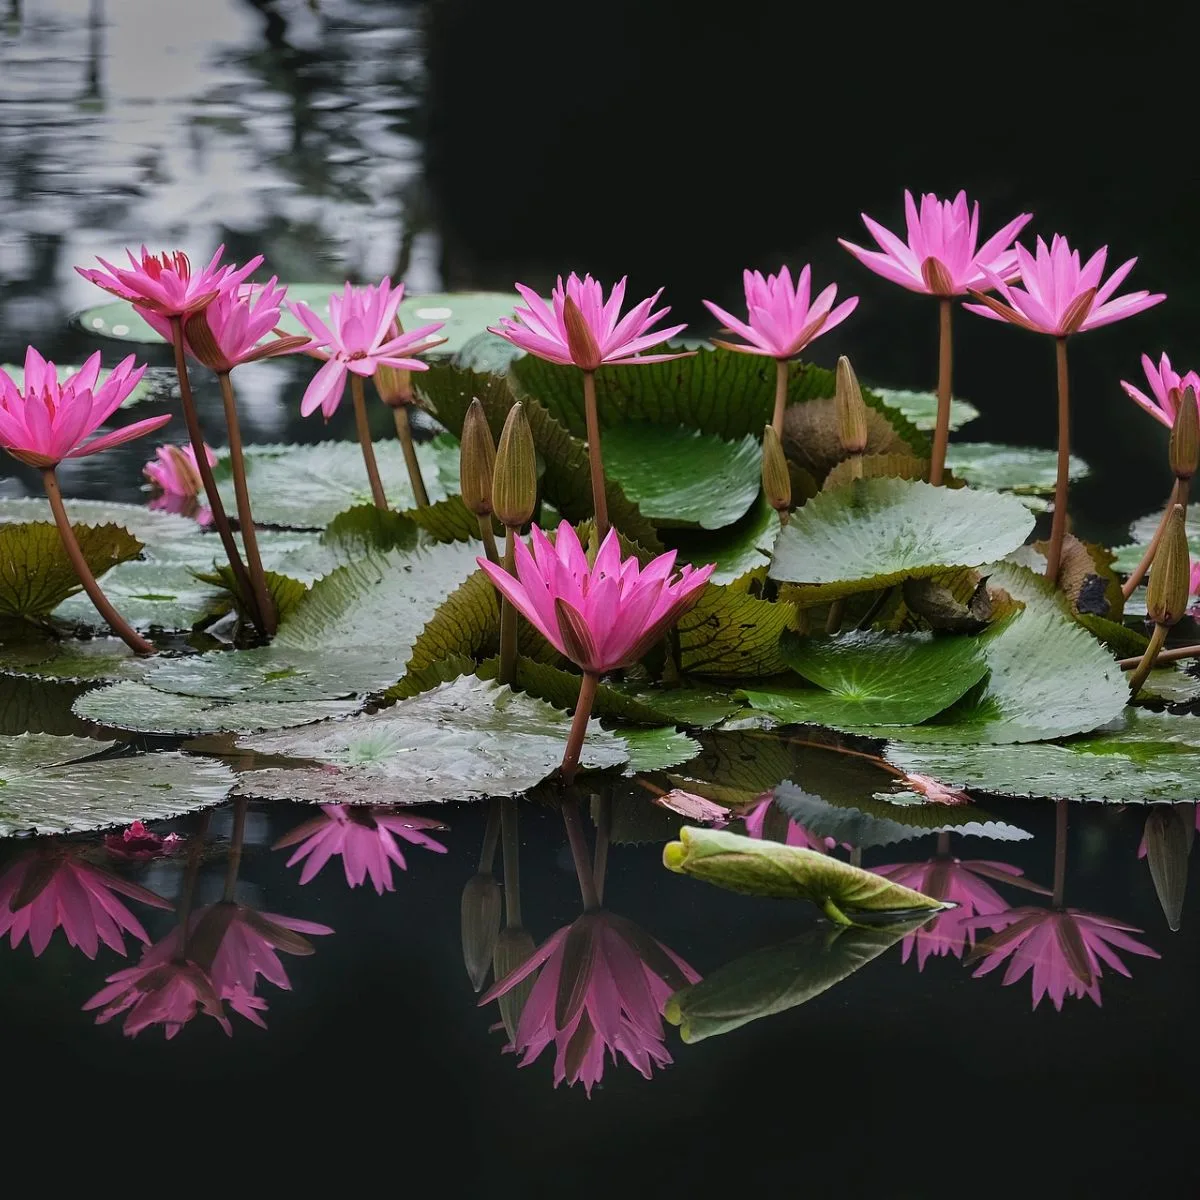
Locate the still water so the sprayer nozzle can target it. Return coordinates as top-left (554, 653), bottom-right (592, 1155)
top-left (0, 1), bottom-right (1197, 1192)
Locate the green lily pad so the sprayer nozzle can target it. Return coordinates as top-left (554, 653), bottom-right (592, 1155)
top-left (0, 733), bottom-right (235, 835)
top-left (619, 727), bottom-right (702, 774)
top-left (604, 683), bottom-right (746, 729)
top-left (400, 496), bottom-right (482, 544)
top-left (601, 424), bottom-right (761, 530)
top-left (666, 729), bottom-right (802, 806)
top-left (944, 442), bottom-right (1089, 494)
top-left (1112, 505), bottom-right (1200, 573)
top-left (1137, 665), bottom-right (1200, 703)
top-left (0, 629), bottom-right (148, 683)
top-left (666, 494), bottom-right (780, 584)
top-left (872, 388), bottom-right (979, 432)
top-left (320, 504), bottom-right (421, 557)
top-left (0, 362), bottom-right (171, 407)
top-left (54, 562), bottom-right (224, 631)
top-left (677, 573), bottom-right (800, 678)
top-left (768, 478), bottom-right (1035, 602)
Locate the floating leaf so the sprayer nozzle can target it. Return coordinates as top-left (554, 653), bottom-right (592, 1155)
top-left (677, 574), bottom-right (799, 677)
top-left (604, 683), bottom-right (746, 729)
top-left (944, 442), bottom-right (1089, 494)
top-left (619, 727), bottom-right (702, 774)
top-left (321, 504), bottom-right (421, 556)
top-left (665, 495), bottom-right (779, 584)
top-left (56, 562), bottom-right (224, 631)
top-left (474, 658), bottom-right (674, 724)
top-left (872, 388), bottom-right (979, 432)
top-left (401, 495), bottom-right (483, 543)
top-left (1137, 665), bottom-right (1200, 703)
top-left (1112, 506), bottom-right (1200, 573)
top-left (822, 453), bottom-right (930, 491)
top-left (783, 398), bottom-right (921, 481)
top-left (666, 729), bottom-right (801, 806)
top-left (0, 498), bottom-right (203, 561)
top-left (0, 628), bottom-right (147, 683)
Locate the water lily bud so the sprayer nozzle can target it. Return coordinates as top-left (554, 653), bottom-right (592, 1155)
top-left (1169, 386), bottom-right (1199, 480)
top-left (374, 318), bottom-right (415, 407)
top-left (493, 402), bottom-right (537, 527)
top-left (493, 925), bottom-right (537, 1040)
top-left (835, 356), bottom-right (868, 454)
top-left (561, 295), bottom-right (602, 372)
top-left (761, 425), bottom-right (791, 514)
top-left (460, 872), bottom-right (502, 992)
top-left (460, 399), bottom-right (497, 517)
top-left (1147, 505), bottom-right (1190, 626)
top-left (920, 256), bottom-right (954, 297)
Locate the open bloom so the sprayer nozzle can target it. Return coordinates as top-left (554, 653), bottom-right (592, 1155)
top-left (703, 265), bottom-right (857, 359)
top-left (1120, 352), bottom-right (1200, 429)
top-left (76, 245), bottom-right (262, 319)
top-left (480, 911), bottom-right (698, 1096)
top-left (489, 273), bottom-right (690, 370)
top-left (273, 804), bottom-right (448, 894)
top-left (103, 821), bottom-right (185, 862)
top-left (743, 793), bottom-right (839, 853)
top-left (288, 279), bottom-right (445, 419)
top-left (477, 522), bottom-right (714, 675)
top-left (0, 846), bottom-right (172, 959)
top-left (965, 235), bottom-right (1166, 336)
top-left (0, 347), bottom-right (166, 468)
top-left (143, 443), bottom-right (215, 498)
top-left (963, 906), bottom-right (1160, 1010)
top-left (839, 190), bottom-right (1032, 296)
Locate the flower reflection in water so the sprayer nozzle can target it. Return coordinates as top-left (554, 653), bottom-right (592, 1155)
top-left (103, 821), bottom-right (185, 862)
top-left (742, 792), bottom-right (839, 853)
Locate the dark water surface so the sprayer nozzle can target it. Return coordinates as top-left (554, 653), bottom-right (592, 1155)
top-left (1, 2), bottom-right (1198, 1192)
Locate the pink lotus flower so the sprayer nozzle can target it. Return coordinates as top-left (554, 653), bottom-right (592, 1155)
top-left (489, 273), bottom-right (690, 370)
top-left (479, 911), bottom-right (699, 1096)
top-left (873, 857), bottom-right (1038, 970)
top-left (1120, 352), bottom-right (1200, 429)
top-left (273, 804), bottom-right (448, 894)
top-left (477, 522), bottom-right (713, 675)
top-left (838, 190), bottom-right (1032, 297)
top-left (0, 347), bottom-right (167, 468)
top-left (963, 906), bottom-right (1160, 1010)
top-left (965, 235), bottom-right (1166, 336)
top-left (76, 245), bottom-right (262, 319)
top-left (742, 794), bottom-right (839, 853)
top-left (143, 443), bottom-right (215, 499)
top-left (288, 279), bottom-right (445, 419)
top-left (702, 265), bottom-right (857, 359)
top-left (0, 846), bottom-right (172, 959)
top-left (103, 821), bottom-right (185, 862)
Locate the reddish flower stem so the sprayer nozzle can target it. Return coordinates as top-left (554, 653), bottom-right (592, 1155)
top-left (592, 793), bottom-right (612, 906)
top-left (560, 794), bottom-right (601, 911)
top-left (1118, 642), bottom-right (1200, 669)
top-left (929, 298), bottom-right (953, 486)
top-left (477, 517), bottom-right (501, 566)
top-left (559, 671), bottom-right (600, 785)
top-left (1052, 798), bottom-right (1068, 908)
top-left (498, 526), bottom-right (518, 685)
top-left (350, 374), bottom-right (389, 511)
top-left (391, 403), bottom-right (430, 508)
top-left (1122, 478), bottom-right (1189, 599)
top-left (936, 830), bottom-right (952, 857)
top-left (772, 358), bottom-right (788, 438)
top-left (1045, 338), bottom-right (1072, 583)
top-left (582, 370), bottom-right (609, 540)
top-left (478, 799), bottom-right (501, 875)
top-left (41, 469), bottom-right (155, 655)
top-left (222, 796), bottom-right (248, 903)
top-left (176, 810), bottom-right (212, 961)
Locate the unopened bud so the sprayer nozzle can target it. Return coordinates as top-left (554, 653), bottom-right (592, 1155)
top-left (460, 399), bottom-right (496, 517)
top-left (460, 872), bottom-right (502, 992)
top-left (562, 295), bottom-right (602, 371)
top-left (1147, 505), bottom-right (1190, 626)
top-left (492, 402), bottom-right (537, 527)
top-left (492, 925), bottom-right (537, 1040)
top-left (761, 424), bottom-right (791, 513)
top-left (375, 319), bottom-right (414, 406)
top-left (1169, 386), bottom-right (1199, 480)
top-left (835, 356), bottom-right (868, 454)
top-left (920, 256), bottom-right (954, 297)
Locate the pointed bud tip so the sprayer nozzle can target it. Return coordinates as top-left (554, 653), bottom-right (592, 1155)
top-left (1169, 386), bottom-right (1199, 480)
top-left (460, 398), bottom-right (497, 516)
top-left (761, 424), bottom-right (791, 513)
top-left (835, 356), bottom-right (869, 453)
top-left (561, 295), bottom-right (602, 371)
top-left (493, 402), bottom-right (537, 527)
top-left (1147, 504), bottom-right (1191, 626)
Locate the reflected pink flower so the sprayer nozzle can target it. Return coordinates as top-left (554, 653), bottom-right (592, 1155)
top-left (0, 347), bottom-right (166, 469)
top-left (288, 279), bottom-right (445, 419)
top-left (1120, 352), bottom-right (1200, 430)
top-left (703, 265), bottom-right (857, 359)
top-left (0, 846), bottom-right (172, 959)
top-left (963, 906), bottom-right (1160, 1010)
top-left (480, 911), bottom-right (698, 1096)
top-left (273, 805), bottom-right (448, 894)
top-left (965, 235), bottom-right (1165, 336)
top-left (1192, 560), bottom-right (1200, 599)
top-left (742, 793), bottom-right (839, 853)
top-left (143, 443), bottom-right (215, 499)
top-left (489, 273), bottom-right (690, 370)
top-left (103, 821), bottom-right (185, 862)
top-left (76, 245), bottom-right (262, 319)
top-left (653, 790), bottom-right (730, 824)
top-left (477, 522), bottom-right (713, 675)
top-left (901, 772), bottom-right (971, 805)
top-left (839, 190), bottom-right (1032, 297)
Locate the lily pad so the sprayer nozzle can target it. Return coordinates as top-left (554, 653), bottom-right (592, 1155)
top-left (665, 494), bottom-right (779, 583)
top-left (0, 733), bottom-right (235, 835)
top-left (872, 388), bottom-right (979, 432)
top-left (944, 442), bottom-right (1089, 495)
top-left (619, 727), bottom-right (702, 774)
top-left (0, 629), bottom-right (148, 683)
top-left (1112, 505), bottom-right (1200, 573)
top-left (54, 562), bottom-right (223, 631)
top-left (677, 573), bottom-right (800, 678)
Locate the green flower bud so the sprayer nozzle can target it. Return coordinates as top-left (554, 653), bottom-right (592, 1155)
top-left (1169, 386), bottom-right (1199, 480)
top-left (493, 402), bottom-right (537, 528)
top-left (492, 925), bottom-right (537, 1041)
top-left (835, 356), bottom-right (868, 454)
top-left (761, 424), bottom-right (791, 514)
top-left (1147, 505), bottom-right (1190, 626)
top-left (460, 872), bottom-right (503, 992)
top-left (460, 399), bottom-right (497, 517)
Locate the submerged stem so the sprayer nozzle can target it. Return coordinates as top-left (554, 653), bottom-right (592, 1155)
top-left (176, 810), bottom-right (213, 961)
top-left (592, 793), bottom-right (611, 906)
top-left (936, 831), bottom-right (951, 857)
top-left (582, 370), bottom-right (609, 539)
top-left (350, 374), bottom-right (388, 510)
top-left (929, 298), bottom-right (953, 486)
top-left (222, 796), bottom-right (248, 903)
top-left (1052, 798), bottom-right (1068, 908)
top-left (500, 797), bottom-right (522, 927)
top-left (559, 671), bottom-right (600, 785)
top-left (561, 794), bottom-right (601, 911)
top-left (772, 357), bottom-right (788, 439)
top-left (498, 526), bottom-right (518, 685)
top-left (479, 798), bottom-right (501, 875)
top-left (1045, 338), bottom-right (1071, 583)
top-left (391, 402), bottom-right (430, 508)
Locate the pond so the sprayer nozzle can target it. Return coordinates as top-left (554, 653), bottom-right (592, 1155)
top-left (1, 1), bottom-right (1198, 1192)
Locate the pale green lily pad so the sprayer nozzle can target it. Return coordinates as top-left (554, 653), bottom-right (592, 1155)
top-left (873, 388), bottom-right (980, 432)
top-left (1137, 665), bottom-right (1200, 703)
top-left (0, 630), bottom-right (148, 683)
top-left (667, 494), bottom-right (779, 584)
top-left (0, 362), bottom-right (172, 407)
top-left (1112, 505), bottom-right (1200, 573)
top-left (0, 732), bottom-right (235, 835)
top-left (619, 727), bottom-right (702, 775)
top-left (54, 562), bottom-right (224, 631)
top-left (944, 442), bottom-right (1089, 494)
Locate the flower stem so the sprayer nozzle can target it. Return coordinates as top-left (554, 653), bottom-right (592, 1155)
top-left (824, 599), bottom-right (845, 634)
top-left (391, 403), bottom-right (430, 508)
top-left (1126, 622), bottom-right (1169, 696)
top-left (176, 810), bottom-right (212, 960)
top-left (559, 671), bottom-right (600, 785)
top-left (498, 526), bottom-right (518, 685)
top-left (561, 794), bottom-right (601, 911)
top-left (222, 796), bottom-right (248, 903)
top-left (1122, 479), bottom-right (1186, 599)
top-left (41, 469), bottom-right (154, 655)
top-left (1045, 338), bottom-right (1072, 583)
top-left (479, 798), bottom-right (501, 875)
top-left (582, 370), bottom-right (609, 540)
top-left (936, 830), bottom-right (951, 857)
top-left (350, 374), bottom-right (388, 510)
top-left (929, 299), bottom-right (953, 486)
top-left (168, 316), bottom-right (257, 620)
top-left (217, 371), bottom-right (276, 637)
top-left (592, 792), bottom-right (611, 906)
top-left (477, 516), bottom-right (501, 565)
top-left (500, 797), bottom-right (522, 927)
top-left (772, 358), bottom-right (788, 438)
top-left (1052, 798), bottom-right (1068, 908)
top-left (1119, 642), bottom-right (1200, 669)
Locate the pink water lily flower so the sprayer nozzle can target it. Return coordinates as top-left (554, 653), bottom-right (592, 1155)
top-left (0, 347), bottom-right (166, 468)
top-left (489, 273), bottom-right (691, 370)
top-left (288, 279), bottom-right (445, 418)
top-left (0, 846), bottom-right (172, 959)
top-left (273, 804), bottom-right (448, 894)
top-left (839, 190), bottom-right (1032, 297)
top-left (702, 265), bottom-right (857, 359)
top-left (143, 442), bottom-right (215, 498)
top-left (743, 794), bottom-right (840, 853)
top-left (1120, 352), bottom-right (1200, 429)
top-left (103, 820), bottom-right (185, 861)
top-left (76, 245), bottom-right (262, 319)
top-left (480, 911), bottom-right (699, 1096)
top-left (963, 906), bottom-right (1160, 1010)
top-left (477, 522), bottom-right (714, 675)
top-left (965, 235), bottom-right (1166, 336)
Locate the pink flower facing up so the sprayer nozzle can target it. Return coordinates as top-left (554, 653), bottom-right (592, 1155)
top-left (742, 794), bottom-right (840, 853)
top-left (103, 821), bottom-right (185, 862)
top-left (288, 279), bottom-right (445, 418)
top-left (489, 273), bottom-right (691, 370)
top-left (76, 245), bottom-right (262, 319)
top-left (477, 522), bottom-right (714, 675)
top-left (962, 907), bottom-right (1160, 1011)
top-left (479, 911), bottom-right (699, 1096)
top-left (702, 265), bottom-right (858, 359)
top-left (273, 805), bottom-right (448, 895)
top-left (0, 847), bottom-right (172, 959)
top-left (965, 235), bottom-right (1166, 337)
top-left (838, 190), bottom-right (1032, 297)
top-left (1120, 352), bottom-right (1200, 429)
top-left (0, 347), bottom-right (166, 469)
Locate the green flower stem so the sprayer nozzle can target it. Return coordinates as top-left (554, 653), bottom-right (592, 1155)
top-left (1119, 641), bottom-right (1200, 669)
top-left (1045, 337), bottom-right (1072, 583)
top-left (222, 796), bottom-right (248, 903)
top-left (929, 298), bottom-right (953, 486)
top-left (391, 402), bottom-right (430, 508)
top-left (477, 516), bottom-right (501, 566)
top-left (559, 671), bottom-right (600, 786)
top-left (773, 357), bottom-right (788, 438)
top-left (350, 374), bottom-right (389, 511)
top-left (1052, 798), bottom-right (1068, 908)
top-left (561, 793), bottom-right (601, 911)
top-left (1122, 478), bottom-right (1188, 600)
top-left (501, 797), bottom-right (522, 927)
top-left (41, 468), bottom-right (155, 655)
top-left (582, 370), bottom-right (609, 540)
top-left (498, 527), bottom-right (518, 685)
top-left (217, 371), bottom-right (276, 636)
top-left (824, 599), bottom-right (846, 634)
top-left (1126, 622), bottom-right (1169, 696)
